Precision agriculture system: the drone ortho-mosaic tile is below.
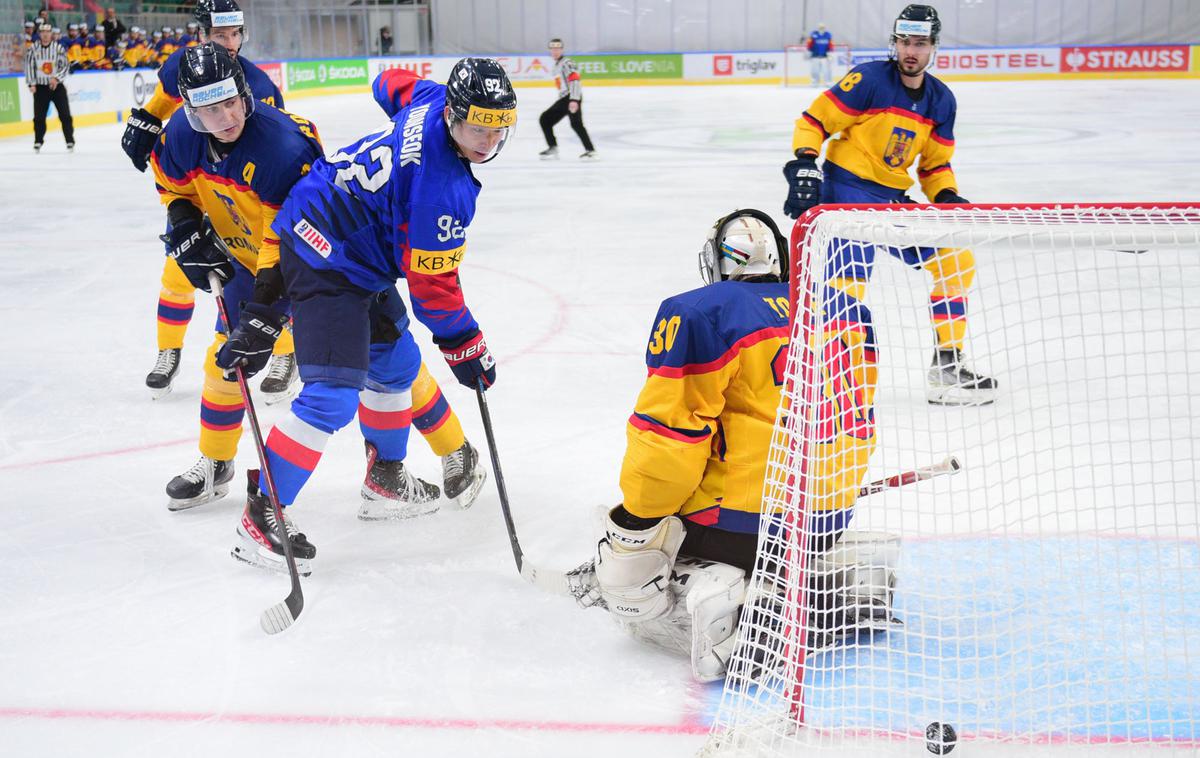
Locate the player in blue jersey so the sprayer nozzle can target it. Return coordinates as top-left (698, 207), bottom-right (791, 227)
top-left (151, 44), bottom-right (323, 512)
top-left (220, 59), bottom-right (516, 575)
top-left (806, 23), bottom-right (835, 87)
top-left (124, 0), bottom-right (297, 403)
top-left (784, 4), bottom-right (997, 406)
top-left (565, 210), bottom-right (896, 681)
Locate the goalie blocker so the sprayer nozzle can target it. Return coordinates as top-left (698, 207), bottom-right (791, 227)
top-left (584, 506), bottom-right (901, 682)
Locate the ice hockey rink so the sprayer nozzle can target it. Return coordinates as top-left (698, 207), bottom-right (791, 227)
top-left (1, 77), bottom-right (1198, 757)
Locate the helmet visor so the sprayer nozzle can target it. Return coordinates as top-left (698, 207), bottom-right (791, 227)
top-left (182, 77), bottom-right (253, 134)
top-left (449, 105), bottom-right (516, 163)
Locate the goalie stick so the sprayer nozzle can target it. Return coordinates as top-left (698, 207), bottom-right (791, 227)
top-left (528, 455), bottom-right (966, 600)
top-left (209, 271), bottom-right (304, 635)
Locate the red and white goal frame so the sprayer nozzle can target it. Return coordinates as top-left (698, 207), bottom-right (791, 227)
top-left (702, 204), bottom-right (1200, 757)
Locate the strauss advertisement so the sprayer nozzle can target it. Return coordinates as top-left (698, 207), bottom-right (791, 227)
top-left (1061, 45), bottom-right (1189, 73)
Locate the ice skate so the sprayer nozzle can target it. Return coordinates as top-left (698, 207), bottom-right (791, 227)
top-left (441, 439), bottom-right (486, 509)
top-left (66, 142), bottom-right (75, 153)
top-left (258, 352), bottom-right (298, 405)
top-left (33, 143), bottom-right (42, 153)
top-left (926, 347), bottom-right (997, 406)
top-left (166, 454), bottom-right (234, 511)
top-left (579, 150), bottom-right (598, 160)
top-left (231, 470), bottom-right (315, 576)
top-left (146, 347), bottom-right (181, 399)
top-left (538, 146), bottom-right (559, 160)
top-left (358, 441), bottom-right (441, 521)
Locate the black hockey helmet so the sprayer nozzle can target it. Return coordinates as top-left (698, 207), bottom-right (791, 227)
top-left (194, 0), bottom-right (244, 35)
top-left (444, 57), bottom-right (518, 161)
top-left (699, 209), bottom-right (789, 285)
top-left (892, 4), bottom-right (941, 44)
top-left (177, 42), bottom-right (254, 135)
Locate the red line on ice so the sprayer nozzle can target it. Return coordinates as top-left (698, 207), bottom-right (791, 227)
top-left (0, 437), bottom-right (196, 471)
top-left (0, 706), bottom-right (711, 735)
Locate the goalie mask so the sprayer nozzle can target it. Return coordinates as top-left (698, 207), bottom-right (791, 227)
top-left (699, 209), bottom-right (789, 285)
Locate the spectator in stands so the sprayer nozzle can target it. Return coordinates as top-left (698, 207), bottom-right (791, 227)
top-left (102, 7), bottom-right (126, 47)
top-left (379, 26), bottom-right (393, 55)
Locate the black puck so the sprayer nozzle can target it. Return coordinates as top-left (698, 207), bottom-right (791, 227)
top-left (925, 722), bottom-right (957, 755)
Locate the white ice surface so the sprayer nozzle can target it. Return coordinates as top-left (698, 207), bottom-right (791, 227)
top-left (0, 79), bottom-right (1198, 757)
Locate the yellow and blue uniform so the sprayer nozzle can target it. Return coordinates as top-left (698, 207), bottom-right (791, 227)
top-left (622, 280), bottom-right (776, 532)
top-left (151, 103), bottom-right (322, 462)
top-left (793, 59), bottom-right (974, 351)
top-left (147, 48), bottom-right (284, 354)
top-left (621, 279), bottom-right (876, 536)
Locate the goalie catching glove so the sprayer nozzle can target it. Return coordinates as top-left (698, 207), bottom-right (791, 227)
top-left (594, 505), bottom-right (685, 621)
top-left (215, 303), bottom-right (289, 380)
top-left (163, 216), bottom-right (234, 292)
top-left (121, 108), bottom-right (163, 173)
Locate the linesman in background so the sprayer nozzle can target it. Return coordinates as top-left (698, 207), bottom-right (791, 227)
top-left (539, 37), bottom-right (596, 160)
top-left (24, 23), bottom-right (74, 153)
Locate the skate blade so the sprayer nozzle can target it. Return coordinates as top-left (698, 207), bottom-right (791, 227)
top-left (539, 154), bottom-right (559, 161)
top-left (167, 482), bottom-right (231, 511)
top-left (148, 383), bottom-right (174, 400)
top-left (357, 488), bottom-right (441, 521)
top-left (259, 382), bottom-right (299, 406)
top-left (448, 468), bottom-right (487, 511)
top-left (926, 384), bottom-right (997, 407)
top-left (231, 538), bottom-right (312, 577)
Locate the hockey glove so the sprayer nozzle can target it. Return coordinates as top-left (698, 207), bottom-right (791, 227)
top-left (436, 328), bottom-right (496, 389)
top-left (215, 303), bottom-right (289, 380)
top-left (121, 108), bottom-right (163, 173)
top-left (934, 188), bottom-right (970, 204)
top-left (783, 152), bottom-right (823, 219)
top-left (164, 217), bottom-right (234, 292)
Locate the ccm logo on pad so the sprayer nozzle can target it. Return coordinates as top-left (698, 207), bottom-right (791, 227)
top-left (294, 219), bottom-right (332, 258)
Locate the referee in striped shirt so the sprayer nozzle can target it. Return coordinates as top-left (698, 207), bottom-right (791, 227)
top-left (24, 23), bottom-right (75, 152)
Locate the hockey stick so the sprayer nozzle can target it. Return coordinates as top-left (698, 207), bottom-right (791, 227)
top-left (474, 380), bottom-right (574, 595)
top-left (209, 271), bottom-right (304, 635)
top-left (857, 455), bottom-right (961, 497)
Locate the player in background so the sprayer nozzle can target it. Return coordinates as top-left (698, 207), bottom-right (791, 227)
top-left (154, 25), bottom-right (178, 65)
top-left (180, 21), bottom-right (202, 48)
top-left (783, 4), bottom-right (996, 405)
top-left (569, 210), bottom-right (893, 681)
top-left (64, 24), bottom-right (85, 70)
top-left (23, 20), bottom-right (34, 48)
top-left (224, 60), bottom-right (513, 575)
top-left (806, 22), bottom-right (835, 87)
top-left (538, 38), bottom-right (596, 161)
top-left (123, 0), bottom-right (299, 403)
top-left (151, 44), bottom-right (323, 512)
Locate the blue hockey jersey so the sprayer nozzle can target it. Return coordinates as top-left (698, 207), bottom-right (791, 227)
top-left (272, 69), bottom-right (481, 341)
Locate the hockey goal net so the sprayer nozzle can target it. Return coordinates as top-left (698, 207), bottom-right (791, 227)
top-left (783, 45), bottom-right (853, 87)
top-left (703, 204), bottom-right (1200, 757)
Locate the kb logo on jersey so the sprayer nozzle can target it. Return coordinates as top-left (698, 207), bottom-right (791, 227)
top-left (883, 126), bottom-right (916, 168)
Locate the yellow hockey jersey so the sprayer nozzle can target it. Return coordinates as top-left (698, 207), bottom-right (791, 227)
top-left (792, 60), bottom-right (959, 200)
top-left (150, 103), bottom-right (322, 273)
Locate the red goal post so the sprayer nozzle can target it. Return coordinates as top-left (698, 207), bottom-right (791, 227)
top-left (702, 203), bottom-right (1200, 757)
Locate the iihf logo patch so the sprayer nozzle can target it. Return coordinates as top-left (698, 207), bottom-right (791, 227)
top-left (294, 219), bottom-right (332, 258)
top-left (883, 126), bottom-right (917, 168)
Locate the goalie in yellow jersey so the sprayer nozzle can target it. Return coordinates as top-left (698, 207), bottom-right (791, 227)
top-left (783, 3), bottom-right (996, 406)
top-left (567, 210), bottom-right (895, 681)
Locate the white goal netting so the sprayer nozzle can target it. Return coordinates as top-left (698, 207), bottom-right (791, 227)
top-left (703, 204), bottom-right (1200, 757)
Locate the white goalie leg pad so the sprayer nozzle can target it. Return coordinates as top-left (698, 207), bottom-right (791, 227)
top-left (594, 506), bottom-right (685, 621)
top-left (620, 556), bottom-right (747, 682)
top-left (812, 530), bottom-right (901, 629)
